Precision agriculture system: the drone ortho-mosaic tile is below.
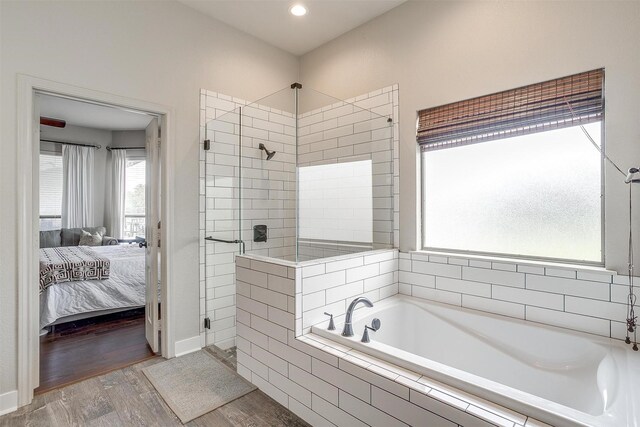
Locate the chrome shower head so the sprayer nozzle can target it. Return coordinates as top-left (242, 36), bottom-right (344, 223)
top-left (258, 143), bottom-right (276, 160)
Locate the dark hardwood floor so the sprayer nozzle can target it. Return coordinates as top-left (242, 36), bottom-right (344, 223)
top-left (37, 309), bottom-right (156, 394)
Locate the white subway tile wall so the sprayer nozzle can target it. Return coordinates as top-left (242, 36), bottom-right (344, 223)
top-left (235, 253), bottom-right (546, 427)
top-left (298, 250), bottom-right (398, 334)
top-left (399, 252), bottom-right (632, 339)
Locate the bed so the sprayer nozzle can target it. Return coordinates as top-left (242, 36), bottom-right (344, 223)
top-left (39, 244), bottom-right (146, 333)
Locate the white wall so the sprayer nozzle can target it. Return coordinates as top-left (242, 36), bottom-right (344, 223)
top-left (39, 124), bottom-right (112, 228)
top-left (299, 1), bottom-right (640, 272)
top-left (0, 0), bottom-right (298, 396)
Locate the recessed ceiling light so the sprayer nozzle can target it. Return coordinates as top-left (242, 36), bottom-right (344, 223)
top-left (289, 4), bottom-right (307, 17)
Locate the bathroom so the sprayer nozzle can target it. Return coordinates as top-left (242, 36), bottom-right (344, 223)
top-left (2, 1), bottom-right (640, 426)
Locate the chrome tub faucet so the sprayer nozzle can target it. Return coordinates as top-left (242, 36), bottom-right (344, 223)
top-left (342, 297), bottom-right (374, 337)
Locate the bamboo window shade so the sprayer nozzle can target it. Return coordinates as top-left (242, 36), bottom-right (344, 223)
top-left (417, 69), bottom-right (604, 151)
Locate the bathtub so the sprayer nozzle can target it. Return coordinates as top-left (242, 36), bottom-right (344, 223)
top-left (312, 295), bottom-right (640, 427)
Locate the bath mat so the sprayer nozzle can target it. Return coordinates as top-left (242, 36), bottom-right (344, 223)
top-left (142, 350), bottom-right (256, 423)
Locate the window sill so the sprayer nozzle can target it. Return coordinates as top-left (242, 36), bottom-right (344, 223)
top-left (411, 249), bottom-right (616, 277)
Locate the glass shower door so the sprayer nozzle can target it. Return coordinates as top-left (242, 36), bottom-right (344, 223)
top-left (202, 106), bottom-right (243, 346)
top-left (239, 87), bottom-right (298, 261)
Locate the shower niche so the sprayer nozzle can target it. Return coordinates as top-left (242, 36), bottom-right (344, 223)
top-left (198, 83), bottom-right (398, 347)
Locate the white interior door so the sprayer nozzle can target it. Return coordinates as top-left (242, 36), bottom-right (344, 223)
top-left (145, 118), bottom-right (160, 353)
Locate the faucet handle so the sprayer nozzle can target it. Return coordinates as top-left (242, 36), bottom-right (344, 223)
top-left (370, 318), bottom-right (381, 331)
top-left (362, 325), bottom-right (374, 343)
top-left (324, 312), bottom-right (335, 331)
top-left (362, 318), bottom-right (381, 343)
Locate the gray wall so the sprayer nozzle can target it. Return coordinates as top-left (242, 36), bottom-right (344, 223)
top-left (299, 0), bottom-right (640, 273)
top-left (111, 130), bottom-right (145, 149)
top-left (0, 0), bottom-right (298, 396)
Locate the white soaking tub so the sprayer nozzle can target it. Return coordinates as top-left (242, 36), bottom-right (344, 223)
top-left (312, 295), bottom-right (640, 427)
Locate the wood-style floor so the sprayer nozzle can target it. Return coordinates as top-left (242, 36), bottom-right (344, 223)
top-left (37, 309), bottom-right (156, 394)
top-left (2, 346), bottom-right (310, 427)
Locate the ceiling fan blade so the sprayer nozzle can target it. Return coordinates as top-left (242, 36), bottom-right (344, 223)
top-left (40, 117), bottom-right (66, 128)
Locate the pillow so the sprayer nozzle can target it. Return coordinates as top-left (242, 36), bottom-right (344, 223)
top-left (79, 230), bottom-right (103, 246)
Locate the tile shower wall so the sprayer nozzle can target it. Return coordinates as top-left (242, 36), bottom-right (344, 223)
top-left (297, 85), bottom-right (399, 259)
top-left (398, 251), bottom-right (633, 340)
top-left (199, 89), bottom-right (297, 348)
top-left (235, 254), bottom-right (545, 427)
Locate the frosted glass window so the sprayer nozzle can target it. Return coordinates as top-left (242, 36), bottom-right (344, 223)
top-left (422, 123), bottom-right (602, 263)
top-left (299, 160), bottom-right (373, 243)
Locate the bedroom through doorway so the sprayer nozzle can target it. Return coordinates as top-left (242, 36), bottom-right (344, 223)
top-left (35, 93), bottom-right (162, 393)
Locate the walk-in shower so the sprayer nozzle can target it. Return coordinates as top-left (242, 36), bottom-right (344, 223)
top-left (202, 83), bottom-right (395, 262)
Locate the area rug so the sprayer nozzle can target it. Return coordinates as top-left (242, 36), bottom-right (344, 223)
top-left (142, 350), bottom-right (256, 423)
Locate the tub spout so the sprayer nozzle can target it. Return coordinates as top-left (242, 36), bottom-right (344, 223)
top-left (342, 297), bottom-right (374, 337)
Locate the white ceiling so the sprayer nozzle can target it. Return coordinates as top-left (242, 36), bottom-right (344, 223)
top-left (38, 94), bottom-right (154, 131)
top-left (178, 0), bottom-right (406, 56)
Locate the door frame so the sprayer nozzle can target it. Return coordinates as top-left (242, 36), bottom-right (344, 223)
top-left (16, 74), bottom-right (176, 407)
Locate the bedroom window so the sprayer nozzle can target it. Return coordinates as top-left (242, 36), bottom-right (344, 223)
top-left (39, 153), bottom-right (63, 231)
top-left (418, 69), bottom-right (604, 264)
top-left (124, 158), bottom-right (146, 239)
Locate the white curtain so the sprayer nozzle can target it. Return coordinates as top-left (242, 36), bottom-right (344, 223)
top-left (61, 145), bottom-right (94, 228)
top-left (108, 150), bottom-right (127, 239)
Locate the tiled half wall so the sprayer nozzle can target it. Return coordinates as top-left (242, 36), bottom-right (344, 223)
top-left (235, 250), bottom-right (550, 427)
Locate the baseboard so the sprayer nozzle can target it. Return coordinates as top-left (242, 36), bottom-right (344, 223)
top-left (216, 337), bottom-right (236, 350)
top-left (174, 335), bottom-right (201, 357)
top-left (0, 390), bottom-right (18, 416)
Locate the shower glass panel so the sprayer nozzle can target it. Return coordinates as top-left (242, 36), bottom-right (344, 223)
top-left (294, 87), bottom-right (393, 261)
top-left (239, 88), bottom-right (298, 260)
top-left (205, 85), bottom-right (393, 263)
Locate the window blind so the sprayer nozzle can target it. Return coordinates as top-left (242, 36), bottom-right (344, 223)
top-left (417, 69), bottom-right (604, 151)
top-left (39, 153), bottom-right (63, 216)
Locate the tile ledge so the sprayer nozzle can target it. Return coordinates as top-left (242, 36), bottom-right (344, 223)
top-left (238, 248), bottom-right (398, 268)
top-left (302, 332), bottom-right (528, 426)
top-left (409, 250), bottom-right (616, 275)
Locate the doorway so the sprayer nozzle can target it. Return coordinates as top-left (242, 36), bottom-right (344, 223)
top-left (35, 93), bottom-right (162, 392)
top-left (16, 75), bottom-right (174, 407)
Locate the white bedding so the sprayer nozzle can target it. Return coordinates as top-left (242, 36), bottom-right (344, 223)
top-left (39, 244), bottom-right (146, 330)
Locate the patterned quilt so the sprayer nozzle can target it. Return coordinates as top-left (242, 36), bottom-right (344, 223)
top-left (39, 246), bottom-right (111, 293)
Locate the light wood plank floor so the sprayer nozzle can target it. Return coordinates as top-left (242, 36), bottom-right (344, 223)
top-left (1, 346), bottom-right (310, 427)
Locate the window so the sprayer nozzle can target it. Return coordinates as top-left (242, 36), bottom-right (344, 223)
top-left (418, 70), bottom-right (604, 263)
top-left (299, 160), bottom-right (373, 243)
top-left (39, 153), bottom-right (63, 230)
top-left (124, 158), bottom-right (146, 239)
